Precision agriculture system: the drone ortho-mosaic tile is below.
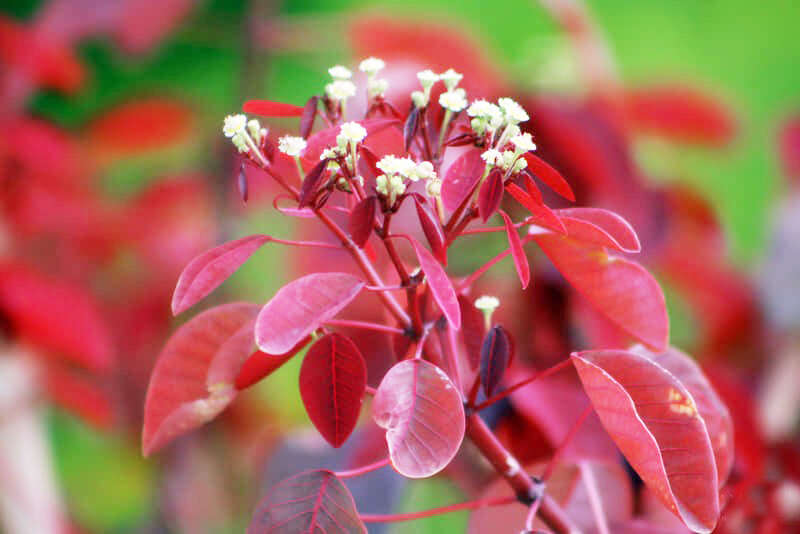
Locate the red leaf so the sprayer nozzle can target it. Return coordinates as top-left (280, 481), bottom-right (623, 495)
top-left (305, 118), bottom-right (400, 161)
top-left (500, 211), bottom-right (530, 289)
top-left (300, 333), bottom-right (367, 448)
top-left (407, 236), bottom-right (460, 329)
top-left (413, 196), bottom-right (447, 266)
top-left (242, 99), bottom-right (304, 117)
top-left (478, 168), bottom-right (504, 222)
top-left (522, 152), bottom-right (575, 202)
top-left (571, 349), bottom-right (720, 533)
top-left (506, 182), bottom-right (566, 234)
top-left (172, 235), bottom-right (271, 315)
top-left (629, 345), bottom-right (734, 487)
top-left (404, 106), bottom-right (420, 151)
top-left (300, 95), bottom-right (319, 139)
top-left (372, 359), bottom-right (464, 478)
top-left (43, 366), bottom-right (114, 429)
top-left (458, 295), bottom-right (485, 370)
top-left (255, 273), bottom-right (364, 355)
top-left (298, 158), bottom-right (329, 208)
top-left (441, 148), bottom-right (485, 211)
top-left (357, 145), bottom-right (380, 180)
top-left (349, 196), bottom-right (376, 248)
top-left (249, 469), bottom-right (366, 533)
top-left (480, 325), bottom-right (513, 396)
top-left (142, 303), bottom-right (259, 456)
top-left (534, 235), bottom-right (668, 351)
top-left (557, 207), bottom-right (641, 253)
top-left (234, 337), bottom-right (311, 390)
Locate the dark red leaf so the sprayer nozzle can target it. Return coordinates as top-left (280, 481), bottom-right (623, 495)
top-left (413, 196), bottom-right (447, 266)
top-left (505, 182), bottom-right (566, 234)
top-left (522, 152), bottom-right (576, 202)
top-left (298, 158), bottom-right (329, 208)
top-left (248, 469), bottom-right (366, 533)
top-left (143, 303), bottom-right (259, 456)
top-left (300, 95), bottom-right (319, 139)
top-left (557, 207), bottom-right (641, 253)
top-left (478, 168), bottom-right (504, 222)
top-left (305, 118), bottom-right (400, 160)
top-left (458, 296), bottom-right (485, 370)
top-left (523, 173), bottom-right (544, 204)
top-left (372, 359), bottom-right (464, 478)
top-left (237, 163), bottom-right (248, 203)
top-left (445, 133), bottom-right (477, 147)
top-left (406, 236), bottom-right (460, 329)
top-left (300, 333), bottom-right (367, 448)
top-left (255, 273), bottom-right (364, 355)
top-left (441, 148), bottom-right (485, 211)
top-left (357, 145), bottom-right (380, 180)
top-left (235, 337), bottom-right (311, 390)
top-left (349, 196), bottom-right (376, 248)
top-left (499, 211), bottom-right (530, 289)
top-left (572, 349), bottom-right (720, 533)
top-left (242, 99), bottom-right (304, 117)
top-left (171, 234), bottom-right (271, 315)
top-left (534, 235), bottom-right (668, 352)
top-left (404, 106), bottom-right (420, 151)
top-left (480, 325), bottom-right (513, 396)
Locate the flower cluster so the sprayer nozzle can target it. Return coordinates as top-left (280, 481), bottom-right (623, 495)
top-left (223, 114), bottom-right (264, 153)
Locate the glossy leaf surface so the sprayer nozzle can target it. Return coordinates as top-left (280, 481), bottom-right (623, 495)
top-left (523, 152), bottom-right (576, 202)
top-left (235, 337), bottom-right (311, 390)
top-left (441, 148), bottom-right (484, 211)
top-left (242, 99), bottom-right (304, 117)
top-left (506, 182), bottom-right (566, 234)
top-left (413, 196), bottom-right (447, 266)
top-left (480, 325), bottom-right (513, 396)
top-left (500, 211), bottom-right (530, 289)
top-left (349, 196), bottom-right (376, 248)
top-left (557, 208), bottom-right (641, 253)
top-left (407, 237), bottom-right (460, 329)
top-left (458, 295), bottom-right (485, 370)
top-left (477, 168), bottom-right (504, 222)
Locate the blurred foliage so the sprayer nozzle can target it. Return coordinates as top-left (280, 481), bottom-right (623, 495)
top-left (388, 478), bottom-right (469, 534)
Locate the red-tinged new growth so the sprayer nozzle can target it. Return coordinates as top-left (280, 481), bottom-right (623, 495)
top-left (143, 56), bottom-right (730, 534)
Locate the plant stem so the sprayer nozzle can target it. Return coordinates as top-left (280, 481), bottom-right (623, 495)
top-left (540, 404), bottom-right (593, 482)
top-left (360, 495), bottom-right (516, 523)
top-left (473, 358), bottom-right (573, 411)
top-left (323, 319), bottom-right (405, 335)
top-left (335, 458), bottom-right (391, 479)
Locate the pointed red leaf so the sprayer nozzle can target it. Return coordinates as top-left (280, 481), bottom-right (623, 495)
top-left (413, 196), bottom-right (447, 265)
top-left (557, 207), bottom-right (641, 253)
top-left (522, 152), bottom-right (575, 202)
top-left (143, 303), bottom-right (259, 456)
top-left (255, 273), bottom-right (364, 355)
top-left (506, 182), bottom-right (566, 234)
top-left (571, 349), bottom-right (720, 533)
top-left (242, 99), bottom-right (304, 117)
top-left (407, 237), bottom-right (460, 329)
top-left (499, 211), bottom-right (530, 289)
top-left (235, 337), bottom-right (311, 390)
top-left (372, 359), bottom-right (465, 478)
top-left (300, 95), bottom-right (319, 139)
top-left (349, 196), bottom-right (376, 248)
top-left (298, 158), bottom-right (329, 208)
top-left (357, 145), bottom-right (380, 180)
top-left (534, 235), bottom-right (668, 351)
top-left (404, 106), bottom-right (420, 151)
top-left (442, 148), bottom-right (485, 211)
top-left (629, 345), bottom-right (734, 487)
top-left (478, 168), bottom-right (504, 222)
top-left (305, 118), bottom-right (400, 160)
top-left (172, 235), bottom-right (271, 315)
top-left (458, 296), bottom-right (485, 370)
top-left (249, 470), bottom-right (366, 533)
top-left (480, 325), bottom-right (513, 396)
top-left (300, 333), bottom-right (367, 448)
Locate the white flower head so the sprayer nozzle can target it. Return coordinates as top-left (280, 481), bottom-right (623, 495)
top-left (320, 147), bottom-right (343, 160)
top-left (417, 69), bottom-right (440, 90)
top-left (231, 132), bottom-right (249, 153)
top-left (328, 65), bottom-right (352, 80)
top-left (326, 80), bottom-right (356, 101)
top-left (440, 68), bottom-right (463, 91)
top-left (339, 121), bottom-right (368, 144)
top-left (413, 161), bottom-right (436, 181)
top-left (377, 155), bottom-right (416, 178)
top-left (247, 119), bottom-right (262, 143)
top-left (511, 132), bottom-right (536, 154)
top-left (498, 97), bottom-right (529, 124)
top-left (481, 149), bottom-right (503, 166)
top-left (278, 135), bottom-right (307, 157)
top-left (426, 177), bottom-right (442, 197)
top-left (368, 78), bottom-right (389, 98)
top-left (359, 57), bottom-right (385, 77)
top-left (467, 100), bottom-right (503, 133)
top-left (411, 90), bottom-right (428, 108)
top-left (223, 114), bottom-right (247, 138)
top-left (474, 295), bottom-right (500, 312)
top-left (439, 88), bottom-right (467, 113)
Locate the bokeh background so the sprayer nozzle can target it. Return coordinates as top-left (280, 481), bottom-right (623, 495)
top-left (1, 0), bottom-right (799, 532)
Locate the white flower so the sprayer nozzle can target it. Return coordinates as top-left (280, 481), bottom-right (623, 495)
top-left (498, 97), bottom-right (529, 124)
top-left (413, 161), bottom-right (436, 181)
top-left (377, 155), bottom-right (416, 177)
top-left (511, 132), bottom-right (536, 153)
top-left (339, 121), bottom-right (367, 143)
top-left (278, 135), bottom-right (307, 157)
top-left (440, 68), bottom-right (463, 91)
top-left (417, 69), bottom-right (439, 89)
top-left (359, 57), bottom-right (385, 76)
top-left (223, 114), bottom-right (247, 137)
top-left (474, 295), bottom-right (500, 312)
top-left (247, 119), bottom-right (262, 143)
top-left (375, 173), bottom-right (406, 204)
top-left (411, 90), bottom-right (428, 108)
top-left (368, 78), bottom-right (388, 98)
top-left (426, 177), bottom-right (442, 197)
top-left (320, 147), bottom-right (343, 160)
top-left (481, 149), bottom-right (503, 166)
top-left (328, 65), bottom-right (352, 80)
top-left (467, 100), bottom-right (503, 133)
top-left (375, 175), bottom-right (389, 196)
top-left (231, 132), bottom-right (249, 153)
top-left (439, 88), bottom-right (467, 113)
top-left (326, 80), bottom-right (356, 101)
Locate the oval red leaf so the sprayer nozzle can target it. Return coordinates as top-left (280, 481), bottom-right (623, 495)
top-left (480, 325), bottom-right (512, 396)
top-left (143, 303), bottom-right (259, 456)
top-left (413, 196), bottom-right (447, 266)
top-left (255, 273), bottom-right (364, 355)
top-left (500, 211), bottom-right (530, 289)
top-left (629, 344), bottom-right (734, 487)
top-left (172, 234), bottom-right (271, 315)
top-left (242, 99), bottom-right (304, 117)
top-left (458, 295), bottom-right (485, 370)
top-left (407, 236), bottom-right (460, 329)
top-left (372, 359), bottom-right (465, 478)
top-left (300, 333), bottom-right (367, 448)
top-left (522, 152), bottom-right (576, 202)
top-left (235, 337), bottom-right (311, 390)
top-left (349, 196), bottom-right (376, 248)
top-left (534, 235), bottom-right (668, 352)
top-left (478, 168), bottom-right (504, 222)
top-left (505, 182), bottom-right (566, 234)
top-left (248, 469), bottom-right (366, 533)
top-left (571, 349), bottom-right (720, 533)
top-left (442, 148), bottom-right (485, 211)
top-left (557, 207), bottom-right (641, 253)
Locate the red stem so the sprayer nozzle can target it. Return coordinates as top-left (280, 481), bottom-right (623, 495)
top-left (541, 403), bottom-right (593, 482)
top-left (323, 319), bottom-right (405, 335)
top-left (335, 458), bottom-right (390, 479)
top-left (360, 495), bottom-right (516, 523)
top-left (473, 358), bottom-right (573, 411)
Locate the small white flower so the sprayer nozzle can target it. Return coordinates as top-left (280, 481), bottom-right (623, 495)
top-left (439, 88), bottom-right (467, 113)
top-left (328, 65), bottom-right (352, 80)
top-left (467, 100), bottom-right (503, 133)
top-left (320, 147), bottom-right (343, 160)
top-left (417, 69), bottom-right (439, 90)
top-left (474, 295), bottom-right (500, 312)
top-left (223, 114), bottom-right (247, 137)
top-left (413, 161), bottom-right (436, 181)
top-left (231, 132), bottom-right (249, 153)
top-left (339, 121), bottom-right (368, 144)
top-left (247, 119), bottom-right (262, 143)
top-left (359, 57), bottom-right (385, 76)
top-left (367, 78), bottom-right (388, 98)
top-left (411, 90), bottom-right (428, 108)
top-left (481, 149), bottom-right (503, 166)
top-left (426, 177), bottom-right (442, 197)
top-left (278, 135), bottom-right (307, 157)
top-left (498, 97), bottom-right (529, 124)
top-left (375, 175), bottom-right (389, 196)
top-left (512, 154), bottom-right (528, 173)
top-left (440, 68), bottom-right (463, 91)
top-left (511, 132), bottom-right (536, 153)
top-left (326, 80), bottom-right (356, 101)
top-left (377, 155), bottom-right (416, 178)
